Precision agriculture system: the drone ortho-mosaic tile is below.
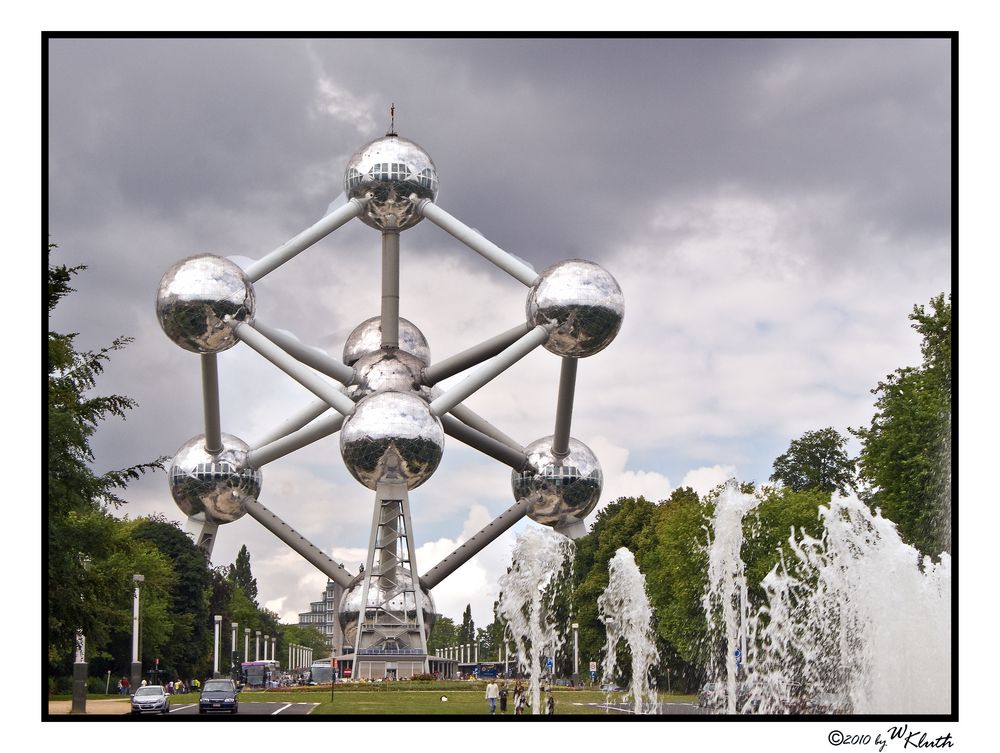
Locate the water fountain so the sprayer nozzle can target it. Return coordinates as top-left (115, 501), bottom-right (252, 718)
top-left (598, 547), bottom-right (660, 714)
top-left (497, 526), bottom-right (575, 714)
top-left (703, 485), bottom-right (951, 714)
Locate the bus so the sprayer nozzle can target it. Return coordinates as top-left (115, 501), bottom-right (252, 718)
top-left (240, 660), bottom-right (280, 688)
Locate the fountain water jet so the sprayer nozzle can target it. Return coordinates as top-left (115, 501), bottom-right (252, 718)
top-left (598, 547), bottom-right (660, 714)
top-left (497, 526), bottom-right (575, 714)
top-left (703, 485), bottom-right (951, 714)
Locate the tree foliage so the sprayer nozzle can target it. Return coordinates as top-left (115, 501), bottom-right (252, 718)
top-left (770, 427), bottom-right (855, 494)
top-left (852, 293), bottom-right (952, 556)
top-left (47, 245), bottom-right (164, 664)
top-left (228, 544), bottom-right (259, 607)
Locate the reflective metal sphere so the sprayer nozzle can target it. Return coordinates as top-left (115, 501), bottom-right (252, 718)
top-left (168, 433), bottom-right (262, 523)
top-left (155, 254), bottom-right (256, 353)
top-left (338, 571), bottom-right (437, 646)
top-left (344, 135), bottom-right (439, 231)
top-left (342, 316), bottom-right (430, 367)
top-left (347, 348), bottom-right (428, 401)
top-left (512, 436), bottom-right (603, 529)
top-left (526, 259), bottom-right (624, 358)
top-left (340, 391), bottom-right (444, 490)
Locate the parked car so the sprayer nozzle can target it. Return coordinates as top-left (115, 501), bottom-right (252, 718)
top-left (131, 685), bottom-right (170, 715)
top-left (698, 682), bottom-right (723, 708)
top-left (807, 692), bottom-right (852, 715)
top-left (599, 683), bottom-right (625, 692)
top-left (198, 678), bottom-right (240, 714)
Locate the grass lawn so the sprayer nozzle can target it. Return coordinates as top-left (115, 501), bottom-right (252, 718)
top-left (237, 688), bottom-right (697, 715)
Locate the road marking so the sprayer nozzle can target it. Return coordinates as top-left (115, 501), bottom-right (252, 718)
top-left (271, 703), bottom-right (293, 715)
top-left (169, 704), bottom-right (197, 712)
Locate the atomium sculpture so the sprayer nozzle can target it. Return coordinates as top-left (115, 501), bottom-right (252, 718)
top-left (156, 119), bottom-right (624, 677)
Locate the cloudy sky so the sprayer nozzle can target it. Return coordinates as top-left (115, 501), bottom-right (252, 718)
top-left (46, 37), bottom-right (951, 631)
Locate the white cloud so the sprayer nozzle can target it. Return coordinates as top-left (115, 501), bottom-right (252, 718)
top-left (680, 465), bottom-right (739, 497)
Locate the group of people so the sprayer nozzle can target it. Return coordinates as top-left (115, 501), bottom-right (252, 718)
top-left (484, 680), bottom-right (555, 715)
top-left (115, 676), bottom-right (203, 695)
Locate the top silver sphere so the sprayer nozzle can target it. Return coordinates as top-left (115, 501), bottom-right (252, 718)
top-left (339, 390), bottom-right (444, 490)
top-left (527, 259), bottom-right (624, 358)
top-left (156, 254), bottom-right (256, 353)
top-left (342, 316), bottom-right (430, 367)
top-left (344, 134), bottom-right (439, 231)
top-left (168, 433), bottom-right (262, 524)
top-left (512, 436), bottom-right (603, 530)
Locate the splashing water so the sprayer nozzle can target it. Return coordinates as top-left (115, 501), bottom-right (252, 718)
top-left (703, 486), bottom-right (951, 714)
top-left (598, 548), bottom-right (660, 714)
top-left (497, 526), bottom-right (575, 714)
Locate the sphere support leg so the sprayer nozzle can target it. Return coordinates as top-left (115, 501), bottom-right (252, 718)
top-left (421, 322), bottom-right (531, 385)
top-left (381, 221), bottom-right (400, 348)
top-left (201, 354), bottom-right (223, 455)
top-left (250, 320), bottom-right (355, 384)
top-left (551, 357), bottom-right (578, 457)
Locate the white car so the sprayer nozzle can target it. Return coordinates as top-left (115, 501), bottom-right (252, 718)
top-left (131, 685), bottom-right (171, 715)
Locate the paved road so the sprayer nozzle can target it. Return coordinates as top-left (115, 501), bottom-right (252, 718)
top-left (571, 700), bottom-right (707, 715)
top-left (47, 699), bottom-right (318, 717)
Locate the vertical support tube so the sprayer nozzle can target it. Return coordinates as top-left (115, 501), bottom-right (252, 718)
top-left (201, 354), bottom-right (223, 455)
top-left (244, 629), bottom-right (250, 668)
top-left (381, 219), bottom-right (400, 348)
top-left (551, 357), bottom-right (578, 457)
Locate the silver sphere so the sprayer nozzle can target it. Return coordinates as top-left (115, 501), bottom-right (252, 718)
top-left (340, 391), bottom-right (444, 490)
top-left (344, 134), bottom-right (439, 231)
top-left (526, 259), bottom-right (624, 358)
top-left (343, 316), bottom-right (430, 367)
top-left (155, 254), bottom-right (256, 353)
top-left (338, 570), bottom-right (436, 647)
top-left (347, 348), bottom-right (428, 401)
top-left (512, 436), bottom-right (603, 529)
top-left (168, 433), bottom-right (262, 524)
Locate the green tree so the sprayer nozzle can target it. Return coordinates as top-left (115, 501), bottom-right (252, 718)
top-left (460, 604), bottom-right (475, 645)
top-left (132, 516), bottom-right (212, 677)
top-left (770, 427), bottom-right (855, 494)
top-left (228, 544), bottom-right (259, 607)
top-left (47, 245), bottom-right (162, 663)
top-left (279, 624), bottom-right (329, 658)
top-left (427, 616), bottom-right (460, 655)
top-left (852, 294), bottom-right (952, 556)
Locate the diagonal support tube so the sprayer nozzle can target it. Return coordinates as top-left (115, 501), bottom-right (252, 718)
top-left (251, 398), bottom-right (332, 450)
top-left (244, 498), bottom-right (354, 589)
top-left (201, 354), bottom-right (223, 455)
top-left (441, 414), bottom-right (527, 470)
top-left (420, 498), bottom-right (531, 591)
top-left (551, 357), bottom-right (578, 457)
top-left (232, 322), bottom-right (357, 416)
top-left (247, 412), bottom-right (345, 469)
top-left (245, 198), bottom-right (367, 282)
top-left (422, 322), bottom-right (531, 386)
top-left (429, 324), bottom-right (550, 417)
top-left (449, 402), bottom-right (525, 455)
top-left (251, 320), bottom-right (355, 384)
top-left (417, 200), bottom-right (540, 286)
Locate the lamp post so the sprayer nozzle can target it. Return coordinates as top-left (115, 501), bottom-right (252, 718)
top-left (231, 621), bottom-right (238, 676)
top-left (130, 574), bottom-right (144, 694)
top-left (70, 556), bottom-right (91, 714)
top-left (572, 622), bottom-right (579, 679)
top-left (255, 630), bottom-right (261, 662)
top-left (244, 627), bottom-right (250, 667)
top-left (213, 615), bottom-right (223, 677)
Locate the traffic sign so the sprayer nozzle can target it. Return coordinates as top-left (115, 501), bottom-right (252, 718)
top-left (589, 661), bottom-right (597, 673)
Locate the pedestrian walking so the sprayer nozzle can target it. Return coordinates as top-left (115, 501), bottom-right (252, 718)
top-left (514, 681), bottom-right (525, 715)
top-left (499, 682), bottom-right (508, 714)
top-left (485, 679), bottom-right (500, 715)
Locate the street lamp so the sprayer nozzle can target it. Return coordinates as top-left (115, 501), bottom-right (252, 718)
top-left (231, 621), bottom-right (238, 676)
top-left (213, 615), bottom-right (223, 677)
top-left (571, 622), bottom-right (579, 679)
top-left (131, 574), bottom-right (144, 693)
top-left (255, 630), bottom-right (261, 662)
top-left (244, 627), bottom-right (250, 667)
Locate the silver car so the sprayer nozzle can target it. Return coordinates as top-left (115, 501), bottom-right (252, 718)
top-left (131, 685), bottom-right (171, 715)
